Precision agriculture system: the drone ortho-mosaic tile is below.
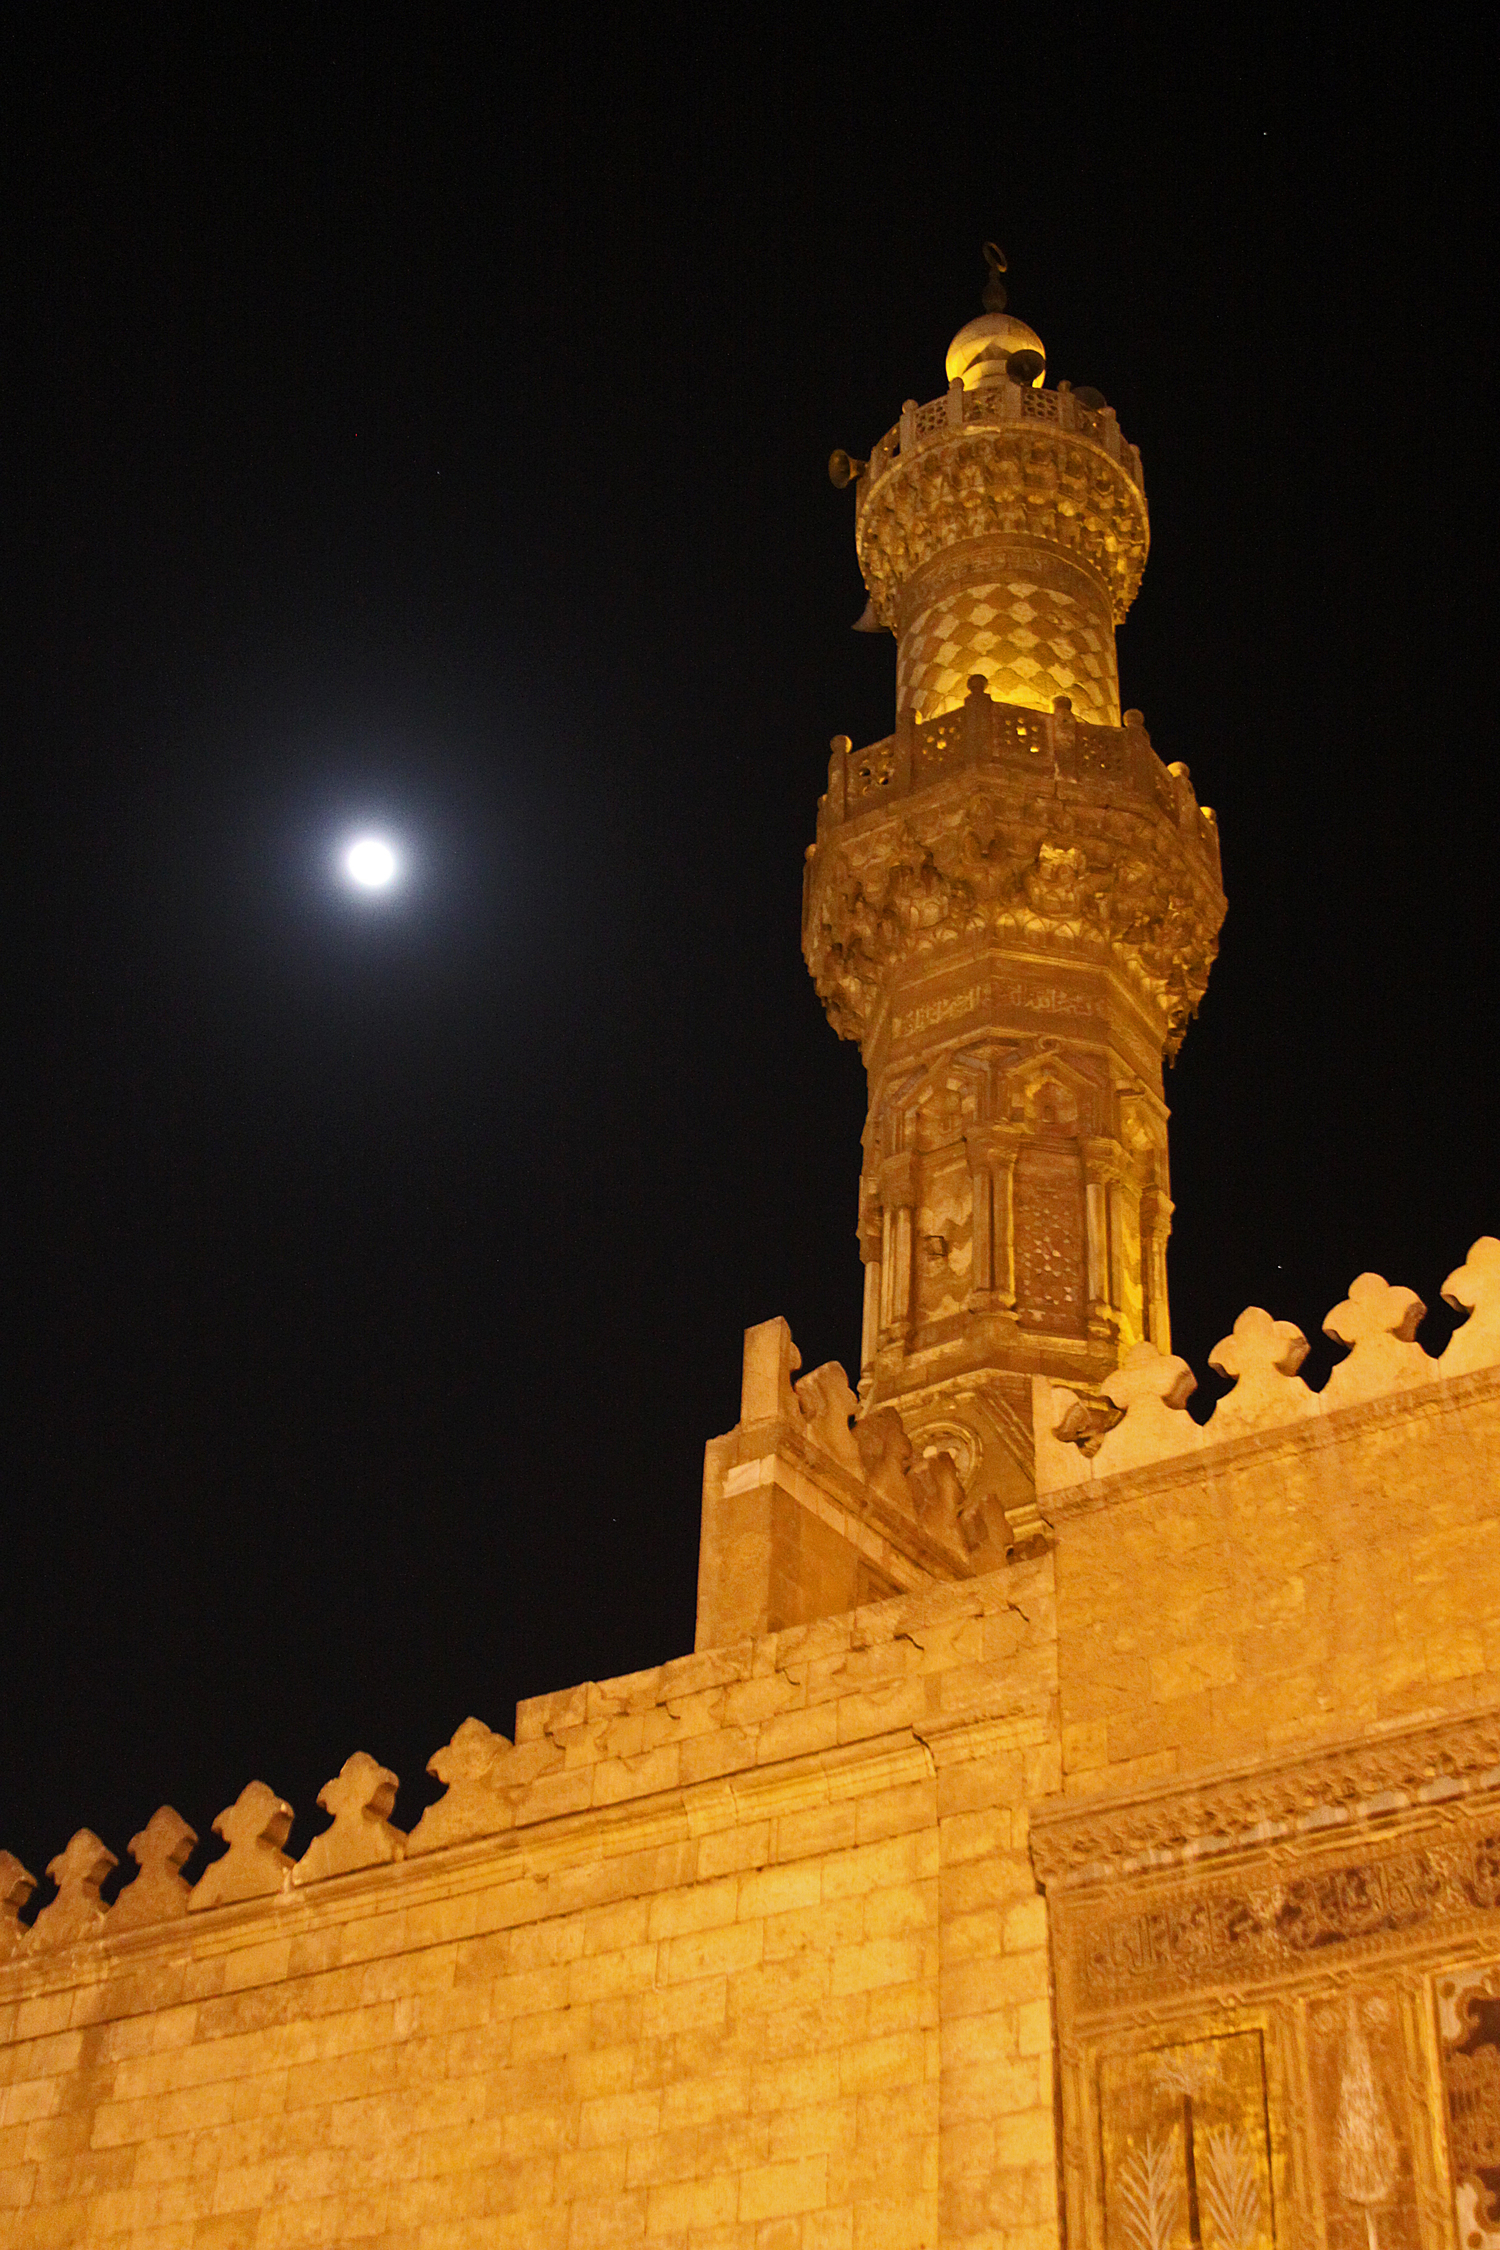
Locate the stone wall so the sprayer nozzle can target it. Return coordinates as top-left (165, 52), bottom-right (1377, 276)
top-left (1053, 1363), bottom-right (1500, 1797)
top-left (6, 1242), bottom-right (1500, 2247)
top-left (1035, 1240), bottom-right (1500, 1799)
top-left (0, 1563), bottom-right (1059, 2250)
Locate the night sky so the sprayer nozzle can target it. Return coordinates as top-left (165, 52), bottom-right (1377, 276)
top-left (6, 18), bottom-right (1498, 1894)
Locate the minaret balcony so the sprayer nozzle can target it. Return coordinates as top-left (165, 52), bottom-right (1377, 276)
top-left (818, 695), bottom-right (1218, 866)
top-left (858, 377), bottom-right (1145, 498)
top-left (805, 688), bottom-right (1225, 1065)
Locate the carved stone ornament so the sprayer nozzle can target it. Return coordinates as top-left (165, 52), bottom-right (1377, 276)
top-left (189, 1780), bottom-right (295, 1911)
top-left (854, 400), bottom-right (1150, 631)
top-left (1322, 1272), bottom-right (1431, 1407)
top-left (1057, 1800), bottom-right (1500, 2015)
top-left (409, 1716), bottom-right (515, 1854)
top-left (1443, 1236), bottom-right (1500, 1378)
top-left (29, 1829), bottom-right (117, 1950)
top-left (1208, 1307), bottom-right (1314, 1434)
top-left (794, 1360), bottom-right (863, 1474)
top-left (804, 741), bottom-right (1224, 1056)
top-left (407, 1718), bottom-right (567, 1855)
top-left (0, 1851), bottom-right (36, 1961)
top-left (293, 1751), bottom-right (407, 1884)
top-left (1437, 1962), bottom-right (1500, 2246)
top-left (110, 1805), bottom-right (197, 1931)
top-left (1098, 2030), bottom-right (1275, 2250)
top-left (1031, 1704), bottom-right (1500, 1890)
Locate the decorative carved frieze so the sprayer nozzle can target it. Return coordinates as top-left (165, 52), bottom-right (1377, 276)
top-left (804, 710), bottom-right (1224, 1057)
top-left (1032, 1706), bottom-right (1500, 1890)
top-left (854, 406), bottom-right (1150, 632)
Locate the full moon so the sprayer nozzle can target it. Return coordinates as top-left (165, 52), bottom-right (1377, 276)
top-left (342, 835), bottom-right (400, 890)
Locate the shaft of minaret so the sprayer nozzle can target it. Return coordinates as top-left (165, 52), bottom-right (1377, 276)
top-left (805, 250), bottom-right (1226, 1532)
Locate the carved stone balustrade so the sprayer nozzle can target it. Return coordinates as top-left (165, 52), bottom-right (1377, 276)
top-left (808, 692), bottom-right (1222, 1058)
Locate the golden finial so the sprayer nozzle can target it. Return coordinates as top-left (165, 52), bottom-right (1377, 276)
top-left (981, 242), bottom-right (1008, 314)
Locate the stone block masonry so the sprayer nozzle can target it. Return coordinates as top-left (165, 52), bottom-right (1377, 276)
top-left (0, 1561), bottom-right (1059, 2249)
top-left (6, 1249), bottom-right (1500, 2246)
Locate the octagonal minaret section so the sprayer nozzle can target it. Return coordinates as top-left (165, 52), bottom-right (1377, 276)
top-left (805, 255), bottom-right (1226, 1532)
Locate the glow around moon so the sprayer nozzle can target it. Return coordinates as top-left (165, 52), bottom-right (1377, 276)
top-left (341, 835), bottom-right (401, 890)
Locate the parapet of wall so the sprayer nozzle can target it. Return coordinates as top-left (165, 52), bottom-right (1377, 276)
top-left (1031, 1237), bottom-right (1500, 1801)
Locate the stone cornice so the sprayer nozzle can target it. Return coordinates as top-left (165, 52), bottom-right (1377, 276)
top-left (1030, 1702), bottom-right (1500, 1891)
top-left (804, 748), bottom-right (1224, 1055)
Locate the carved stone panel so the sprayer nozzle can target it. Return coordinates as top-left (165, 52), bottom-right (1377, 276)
top-left (1306, 1990), bottom-right (1422, 2250)
top-left (1045, 1749), bottom-right (1500, 2250)
top-left (1100, 2031), bottom-right (1276, 2250)
top-left (1437, 1962), bottom-right (1500, 2249)
top-left (915, 1147), bottom-right (972, 1326)
top-left (1014, 1141), bottom-right (1086, 1332)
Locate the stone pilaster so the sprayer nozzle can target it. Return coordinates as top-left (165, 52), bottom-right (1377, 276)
top-left (965, 1124), bottom-right (1025, 1315)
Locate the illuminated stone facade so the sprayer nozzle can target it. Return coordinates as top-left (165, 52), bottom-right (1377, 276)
top-left (2, 270), bottom-right (1498, 2250)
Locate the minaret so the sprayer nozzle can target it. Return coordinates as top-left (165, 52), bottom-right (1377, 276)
top-left (804, 249), bottom-right (1226, 1534)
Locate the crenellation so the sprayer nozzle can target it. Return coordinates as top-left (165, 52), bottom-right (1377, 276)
top-left (0, 1856), bottom-right (36, 1964)
top-left (109, 1807), bottom-right (198, 1933)
top-left (1036, 1234), bottom-right (1500, 1496)
top-left (189, 1783), bottom-right (295, 1913)
top-left (1441, 1232), bottom-right (1500, 1371)
top-left (409, 1719), bottom-right (523, 1855)
top-left (28, 1831), bottom-right (116, 1952)
top-left (1205, 1305), bottom-right (1313, 1432)
top-left (293, 1754), bottom-right (407, 1885)
top-left (1321, 1268), bottom-right (1432, 1404)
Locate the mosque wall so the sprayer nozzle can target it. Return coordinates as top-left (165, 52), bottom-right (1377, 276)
top-left (0, 1561), bottom-right (1060, 2250)
top-left (1033, 1255), bottom-right (1500, 2250)
top-left (5, 1254), bottom-right (1500, 2248)
top-left (1050, 1362), bottom-right (1500, 1801)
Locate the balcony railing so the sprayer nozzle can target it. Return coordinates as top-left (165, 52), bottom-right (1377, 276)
top-left (819, 691), bottom-right (1218, 873)
top-left (858, 378), bottom-right (1144, 507)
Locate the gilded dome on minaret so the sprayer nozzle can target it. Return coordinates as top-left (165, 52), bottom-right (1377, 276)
top-left (944, 310), bottom-right (1047, 389)
top-left (945, 242), bottom-right (1045, 389)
